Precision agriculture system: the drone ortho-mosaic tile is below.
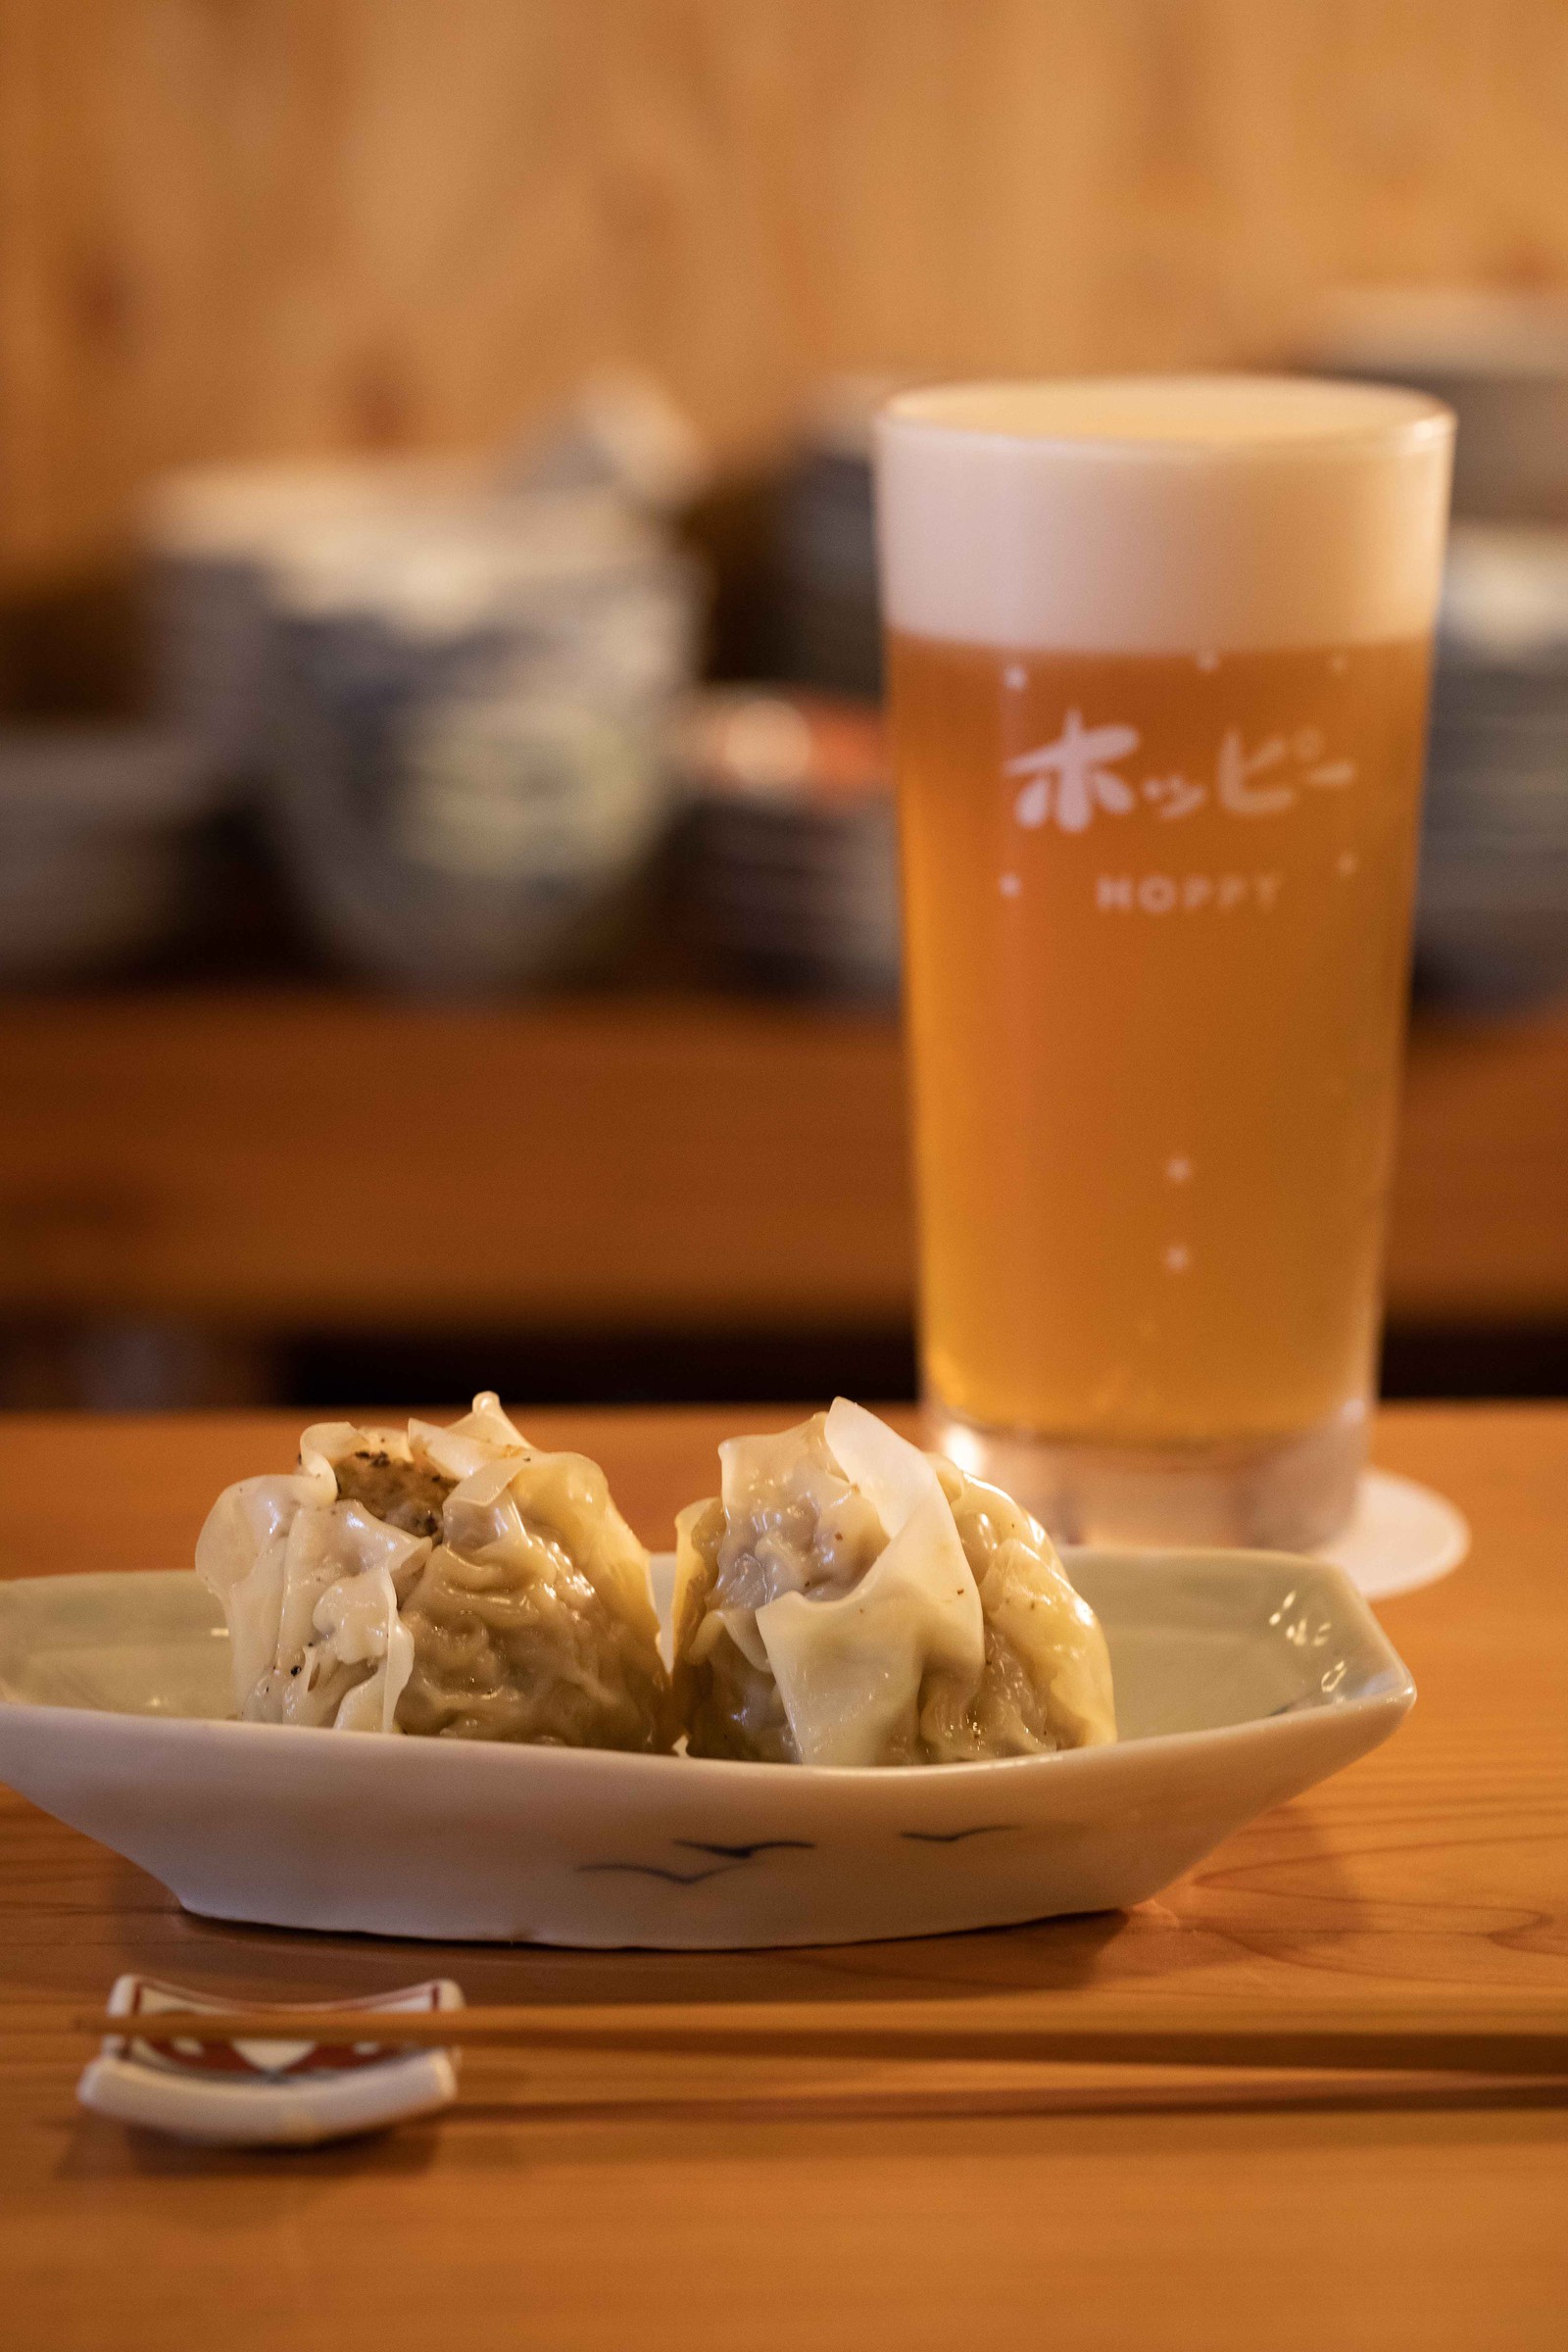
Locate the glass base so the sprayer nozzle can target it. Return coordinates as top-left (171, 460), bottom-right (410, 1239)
top-left (925, 1402), bottom-right (1367, 1552)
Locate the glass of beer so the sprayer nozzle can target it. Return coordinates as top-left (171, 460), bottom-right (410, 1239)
top-left (874, 376), bottom-right (1453, 1547)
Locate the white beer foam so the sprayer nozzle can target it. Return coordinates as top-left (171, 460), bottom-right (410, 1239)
top-left (874, 375), bottom-right (1453, 654)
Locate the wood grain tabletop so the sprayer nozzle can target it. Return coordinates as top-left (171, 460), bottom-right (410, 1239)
top-left (0, 1402), bottom-right (1565, 2351)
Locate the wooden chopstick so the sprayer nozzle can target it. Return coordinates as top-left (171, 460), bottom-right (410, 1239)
top-left (59, 1995), bottom-right (1568, 2079)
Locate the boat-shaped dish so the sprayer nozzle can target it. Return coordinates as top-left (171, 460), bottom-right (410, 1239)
top-left (0, 1549), bottom-right (1412, 1948)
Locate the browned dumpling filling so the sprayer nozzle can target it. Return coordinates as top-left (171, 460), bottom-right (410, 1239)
top-left (196, 1396), bottom-right (673, 1750)
top-left (674, 1400), bottom-right (1115, 1767)
top-left (397, 1447), bottom-right (673, 1751)
top-left (330, 1450), bottom-right (456, 1542)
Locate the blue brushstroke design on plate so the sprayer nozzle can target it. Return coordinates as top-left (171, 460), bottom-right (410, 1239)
top-left (574, 1860), bottom-right (745, 1886)
top-left (899, 1825), bottom-right (1012, 1845)
top-left (576, 1836), bottom-right (816, 1886)
top-left (673, 1838), bottom-right (815, 1860)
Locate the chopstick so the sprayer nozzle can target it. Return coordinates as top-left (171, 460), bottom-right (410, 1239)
top-left (59, 1995), bottom-right (1568, 2078)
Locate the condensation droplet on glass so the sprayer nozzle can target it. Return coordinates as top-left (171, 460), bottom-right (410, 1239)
top-left (1164, 1154), bottom-right (1194, 1184)
top-left (1329, 651), bottom-right (1348, 675)
top-left (1162, 1243), bottom-right (1192, 1274)
top-left (1196, 651), bottom-right (1220, 672)
top-left (1004, 663), bottom-right (1028, 691)
top-left (999, 872), bottom-right (1022, 898)
top-left (1337, 850), bottom-right (1359, 877)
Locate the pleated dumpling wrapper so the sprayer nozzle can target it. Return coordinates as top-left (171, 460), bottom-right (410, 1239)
top-left (673, 1398), bottom-right (1115, 1767)
top-left (195, 1394), bottom-right (673, 1750)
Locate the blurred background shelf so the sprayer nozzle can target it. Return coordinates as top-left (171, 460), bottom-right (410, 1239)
top-left (3, 4), bottom-right (1568, 1411)
top-left (3, 988), bottom-right (1563, 1408)
top-left (0, 992), bottom-right (908, 1335)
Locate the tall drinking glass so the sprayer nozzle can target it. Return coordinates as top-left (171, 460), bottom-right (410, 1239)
top-left (874, 376), bottom-right (1453, 1547)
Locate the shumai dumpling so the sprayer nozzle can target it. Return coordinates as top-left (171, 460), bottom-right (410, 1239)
top-left (195, 1395), bottom-right (672, 1750)
top-left (673, 1397), bottom-right (1115, 1767)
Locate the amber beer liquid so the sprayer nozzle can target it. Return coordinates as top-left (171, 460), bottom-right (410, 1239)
top-left (875, 379), bottom-right (1454, 1546)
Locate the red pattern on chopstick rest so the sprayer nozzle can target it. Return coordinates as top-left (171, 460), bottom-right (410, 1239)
top-left (112, 1978), bottom-right (453, 2080)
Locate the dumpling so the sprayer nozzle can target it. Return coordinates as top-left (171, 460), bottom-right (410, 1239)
top-left (395, 1438), bottom-right (672, 1751)
top-left (673, 1397), bottom-right (1115, 1767)
top-left (195, 1395), bottom-right (673, 1750)
top-left (195, 1423), bottom-right (425, 1735)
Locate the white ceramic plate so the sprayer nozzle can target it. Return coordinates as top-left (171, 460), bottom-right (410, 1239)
top-left (0, 1551), bottom-right (1413, 1949)
top-left (77, 1975), bottom-right (465, 2147)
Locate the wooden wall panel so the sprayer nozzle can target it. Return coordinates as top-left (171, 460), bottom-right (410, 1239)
top-left (3, 0), bottom-right (1568, 587)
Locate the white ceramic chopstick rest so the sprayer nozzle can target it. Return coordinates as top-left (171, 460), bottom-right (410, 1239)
top-left (77, 1975), bottom-right (465, 2146)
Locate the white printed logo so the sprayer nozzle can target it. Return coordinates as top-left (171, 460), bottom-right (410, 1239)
top-left (1007, 711), bottom-right (1139, 833)
top-left (1096, 871), bottom-right (1283, 914)
top-left (1007, 713), bottom-right (1357, 834)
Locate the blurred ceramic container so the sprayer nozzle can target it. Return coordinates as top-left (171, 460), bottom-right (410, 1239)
top-left (141, 378), bottom-right (709, 790)
top-left (1303, 288), bottom-right (1568, 522)
top-left (1418, 523), bottom-right (1568, 1007)
top-left (0, 728), bottom-right (219, 982)
top-left (1302, 291), bottom-right (1568, 1007)
top-left (504, 368), bottom-right (712, 515)
top-left (265, 491), bottom-right (700, 992)
top-left (676, 689), bottom-right (899, 997)
top-left (773, 376), bottom-right (902, 698)
top-left (140, 458), bottom-right (481, 777)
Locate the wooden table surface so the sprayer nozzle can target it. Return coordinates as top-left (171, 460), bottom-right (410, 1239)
top-left (1, 1402), bottom-right (1565, 2350)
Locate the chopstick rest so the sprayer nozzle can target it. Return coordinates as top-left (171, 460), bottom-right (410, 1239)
top-left (76, 1976), bottom-right (466, 2147)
